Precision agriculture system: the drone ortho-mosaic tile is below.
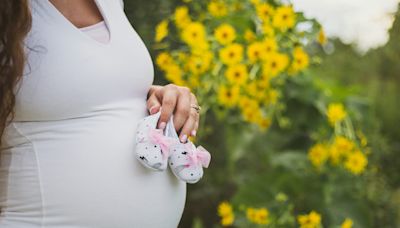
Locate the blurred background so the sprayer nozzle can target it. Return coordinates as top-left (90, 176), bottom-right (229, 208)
top-left (123, 0), bottom-right (400, 227)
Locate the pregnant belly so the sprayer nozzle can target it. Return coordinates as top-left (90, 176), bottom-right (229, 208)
top-left (0, 102), bottom-right (187, 227)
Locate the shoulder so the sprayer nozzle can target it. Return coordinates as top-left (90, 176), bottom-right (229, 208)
top-left (100, 0), bottom-right (124, 10)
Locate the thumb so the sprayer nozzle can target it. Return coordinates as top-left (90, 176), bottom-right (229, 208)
top-left (147, 92), bottom-right (161, 115)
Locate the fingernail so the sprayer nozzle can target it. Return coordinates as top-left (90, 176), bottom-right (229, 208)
top-left (180, 134), bottom-right (188, 143)
top-left (158, 122), bottom-right (166, 129)
top-left (191, 130), bottom-right (197, 136)
top-left (149, 106), bottom-right (158, 114)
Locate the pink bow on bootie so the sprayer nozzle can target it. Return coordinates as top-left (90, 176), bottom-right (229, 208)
top-left (185, 142), bottom-right (211, 168)
top-left (148, 129), bottom-right (177, 159)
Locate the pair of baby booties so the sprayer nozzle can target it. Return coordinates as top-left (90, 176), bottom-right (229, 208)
top-left (135, 111), bottom-right (211, 184)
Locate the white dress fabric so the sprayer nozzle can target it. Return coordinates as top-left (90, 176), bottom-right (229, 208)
top-left (0, 0), bottom-right (186, 227)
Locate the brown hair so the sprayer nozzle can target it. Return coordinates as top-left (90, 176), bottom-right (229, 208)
top-left (0, 0), bottom-right (32, 148)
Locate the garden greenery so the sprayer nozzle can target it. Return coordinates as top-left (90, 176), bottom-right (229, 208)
top-left (153, 0), bottom-right (372, 227)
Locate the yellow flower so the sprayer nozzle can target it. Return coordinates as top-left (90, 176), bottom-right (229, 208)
top-left (225, 64), bottom-right (248, 85)
top-left (214, 24), bottom-right (236, 45)
top-left (208, 1), bottom-right (228, 18)
top-left (165, 64), bottom-right (184, 85)
top-left (262, 37), bottom-right (278, 54)
top-left (329, 147), bottom-right (344, 165)
top-left (174, 6), bottom-right (191, 29)
top-left (291, 47), bottom-right (310, 73)
top-left (191, 40), bottom-right (210, 54)
top-left (258, 117), bottom-right (272, 131)
top-left (218, 85), bottom-right (240, 107)
top-left (174, 6), bottom-right (189, 20)
top-left (250, 0), bottom-right (261, 7)
top-left (308, 143), bottom-right (329, 168)
top-left (217, 201), bottom-right (234, 227)
top-left (247, 42), bottom-right (265, 63)
top-left (267, 89), bottom-right (279, 105)
top-left (242, 107), bottom-right (262, 123)
top-left (187, 74), bottom-right (201, 89)
top-left (327, 103), bottom-right (347, 126)
top-left (357, 131), bottom-right (368, 147)
top-left (272, 6), bottom-right (296, 32)
top-left (244, 29), bottom-right (256, 42)
top-left (246, 81), bottom-right (267, 99)
top-left (246, 208), bottom-right (256, 222)
top-left (329, 136), bottom-right (355, 164)
top-left (155, 20), bottom-right (168, 42)
top-left (308, 211), bottom-right (322, 225)
top-left (255, 208), bottom-right (270, 225)
top-left (262, 24), bottom-right (275, 37)
top-left (298, 211), bottom-right (322, 228)
top-left (156, 52), bottom-right (174, 71)
top-left (181, 22), bottom-right (207, 46)
top-left (238, 96), bottom-right (259, 111)
top-left (176, 51), bottom-right (188, 62)
top-left (221, 213), bottom-right (234, 226)
top-left (341, 218), bottom-right (353, 228)
top-left (259, 73), bottom-right (271, 88)
top-left (187, 52), bottom-right (213, 75)
top-left (232, 2), bottom-right (243, 12)
top-left (219, 43), bottom-right (244, 65)
top-left (256, 3), bottom-right (274, 22)
top-left (345, 150), bottom-right (368, 175)
top-left (246, 207), bottom-right (270, 225)
top-left (246, 76), bottom-right (272, 104)
top-left (263, 52), bottom-right (289, 77)
top-left (218, 201), bottom-right (233, 217)
top-left (318, 28), bottom-right (327, 45)
top-left (334, 136), bottom-right (355, 152)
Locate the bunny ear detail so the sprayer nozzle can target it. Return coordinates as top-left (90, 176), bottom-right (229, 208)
top-left (185, 144), bottom-right (211, 169)
top-left (196, 146), bottom-right (211, 168)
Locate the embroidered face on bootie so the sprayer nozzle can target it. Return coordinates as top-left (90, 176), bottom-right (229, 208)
top-left (135, 111), bottom-right (175, 171)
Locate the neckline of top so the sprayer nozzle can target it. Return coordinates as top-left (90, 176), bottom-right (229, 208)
top-left (79, 20), bottom-right (107, 31)
top-left (43, 0), bottom-right (114, 47)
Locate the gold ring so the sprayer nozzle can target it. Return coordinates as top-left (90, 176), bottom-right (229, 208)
top-left (190, 104), bottom-right (201, 113)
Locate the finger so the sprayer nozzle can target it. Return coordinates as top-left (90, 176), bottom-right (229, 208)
top-left (190, 92), bottom-right (199, 135)
top-left (157, 85), bottom-right (179, 129)
top-left (173, 87), bottom-right (192, 132)
top-left (179, 109), bottom-right (198, 143)
top-left (146, 92), bottom-right (161, 115)
top-left (192, 120), bottom-right (199, 137)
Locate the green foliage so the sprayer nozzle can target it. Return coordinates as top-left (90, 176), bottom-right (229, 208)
top-left (124, 0), bottom-right (400, 227)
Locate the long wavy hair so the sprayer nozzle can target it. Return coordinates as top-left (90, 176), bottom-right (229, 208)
top-left (0, 0), bottom-right (32, 148)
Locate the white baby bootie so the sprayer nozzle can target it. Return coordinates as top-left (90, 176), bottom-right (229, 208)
top-left (135, 111), bottom-right (177, 171)
top-left (165, 116), bottom-right (211, 184)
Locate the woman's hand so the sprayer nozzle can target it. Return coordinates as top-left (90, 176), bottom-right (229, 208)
top-left (146, 84), bottom-right (200, 143)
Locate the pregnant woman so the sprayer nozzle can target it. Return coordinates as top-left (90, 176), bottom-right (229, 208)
top-left (0, 0), bottom-right (201, 227)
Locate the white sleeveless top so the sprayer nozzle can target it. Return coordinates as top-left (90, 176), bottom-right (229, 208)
top-left (0, 0), bottom-right (186, 227)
